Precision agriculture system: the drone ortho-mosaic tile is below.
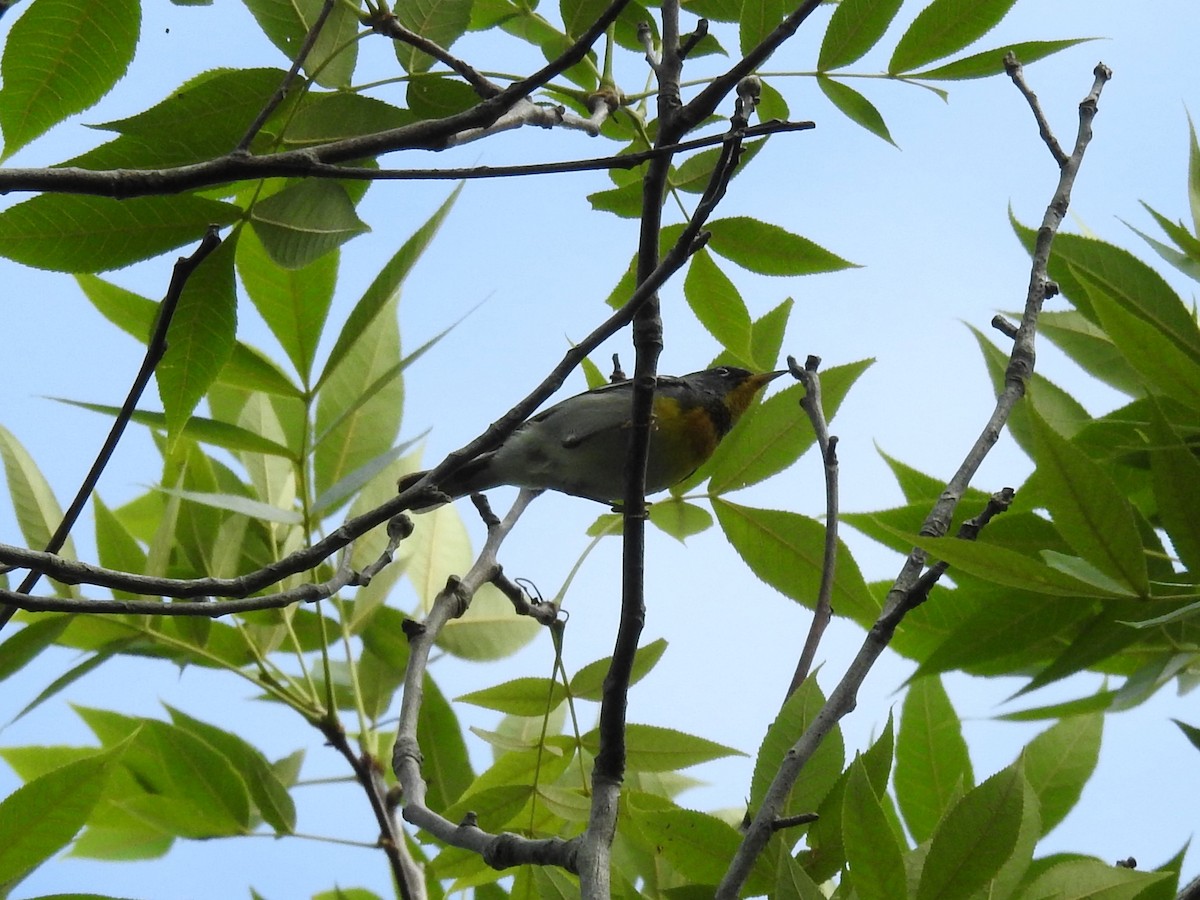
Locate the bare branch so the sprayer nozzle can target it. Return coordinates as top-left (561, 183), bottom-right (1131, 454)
top-left (1004, 51), bottom-right (1068, 167)
top-left (0, 119), bottom-right (812, 197)
top-left (715, 61), bottom-right (1112, 900)
top-left (785, 354), bottom-right (838, 696)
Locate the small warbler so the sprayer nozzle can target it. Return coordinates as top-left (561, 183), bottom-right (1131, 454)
top-left (400, 366), bottom-right (787, 506)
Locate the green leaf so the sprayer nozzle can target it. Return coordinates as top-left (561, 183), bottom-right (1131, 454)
top-left (0, 425), bottom-right (77, 574)
top-left (587, 180), bottom-right (644, 218)
top-left (77, 709), bottom-right (252, 838)
top-left (395, 0), bottom-right (473, 73)
top-left (715, 500), bottom-right (880, 626)
top-left (581, 724), bottom-right (743, 772)
top-left (418, 674), bottom-right (474, 810)
top-left (818, 0), bottom-right (904, 70)
top-left (314, 295), bottom-right (403, 496)
top-left (817, 76), bottom-right (895, 145)
top-left (648, 498), bottom-right (714, 541)
top-left (250, 181), bottom-right (369, 270)
top-left (738, 0), bottom-right (788, 56)
top-left (706, 358), bottom-right (871, 494)
top-left (911, 39), bottom-right (1095, 80)
top-left (569, 638), bottom-right (667, 700)
top-left (69, 68), bottom-right (287, 169)
top-left (670, 139), bottom-right (765, 195)
top-left (916, 764), bottom-right (1025, 900)
top-left (1037, 310), bottom-right (1144, 398)
top-left (895, 675), bottom-right (972, 843)
top-left (871, 520), bottom-right (1135, 599)
top-left (1080, 267), bottom-right (1200, 411)
top-left (1173, 719), bottom-right (1200, 754)
top-left (1190, 111), bottom-right (1200, 236)
top-left (0, 746), bottom-right (120, 885)
top-left (0, 195), bottom-right (239, 272)
top-left (237, 225), bottom-right (336, 383)
top-left (636, 807), bottom-right (744, 887)
top-left (802, 715), bottom-right (893, 882)
top-left (457, 677), bottom-right (564, 717)
top-left (684, 248), bottom-right (754, 362)
top-left (0, 616), bottom-right (70, 683)
top-left (1018, 858), bottom-right (1169, 899)
top-left (57, 400), bottom-right (295, 458)
top-left (166, 707), bottom-right (296, 835)
top-left (889, 0), bottom-right (1019, 74)
top-left (407, 75), bottom-right (480, 120)
top-left (913, 589), bottom-right (1093, 679)
top-left (219, 343), bottom-right (304, 398)
top-left (158, 235), bottom-right (238, 440)
top-left (706, 217), bottom-right (857, 275)
top-left (971, 324), bottom-right (1092, 451)
top-left (749, 298), bottom-right (793, 371)
top-left (284, 93), bottom-right (415, 145)
top-left (241, 0), bottom-right (359, 88)
top-left (1147, 404), bottom-right (1200, 573)
top-left (318, 185), bottom-right (461, 389)
top-left (1019, 714), bottom-right (1102, 836)
top-left (74, 274), bottom-right (301, 398)
top-left (842, 758), bottom-right (907, 900)
top-left (0, 0), bottom-right (140, 157)
top-left (751, 676), bottom-right (844, 818)
top-left (1029, 230), bottom-right (1200, 365)
top-left (156, 487), bottom-right (302, 524)
top-left (94, 495), bottom-right (147, 597)
top-left (1027, 410), bottom-right (1150, 596)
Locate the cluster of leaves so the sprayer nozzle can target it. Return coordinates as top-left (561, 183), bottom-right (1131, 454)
top-left (3, 0), bottom-right (1190, 897)
top-left (835, 128), bottom-right (1200, 724)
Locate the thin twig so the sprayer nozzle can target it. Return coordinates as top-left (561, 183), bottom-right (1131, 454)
top-left (0, 228), bottom-right (223, 632)
top-left (1004, 52), bottom-right (1068, 167)
top-left (236, 0), bottom-right (338, 151)
top-left (714, 61), bottom-right (1112, 900)
top-left (320, 717), bottom-right (424, 900)
top-left (0, 119), bottom-right (813, 197)
top-left (786, 354), bottom-right (838, 695)
top-left (371, 15), bottom-right (502, 99)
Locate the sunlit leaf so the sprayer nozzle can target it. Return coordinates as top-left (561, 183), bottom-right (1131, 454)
top-left (0, 195), bottom-right (239, 272)
top-left (818, 0), bottom-right (904, 70)
top-left (0, 0), bottom-right (139, 157)
top-left (895, 675), bottom-right (972, 843)
top-left (889, 0), bottom-right (1019, 73)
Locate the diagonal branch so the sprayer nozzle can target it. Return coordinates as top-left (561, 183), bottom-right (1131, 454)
top-left (236, 0), bottom-right (338, 151)
top-left (714, 59), bottom-right (1112, 900)
top-left (0, 228), bottom-right (223, 632)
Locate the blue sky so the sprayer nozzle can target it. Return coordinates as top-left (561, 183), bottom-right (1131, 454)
top-left (2, 1), bottom-right (1198, 896)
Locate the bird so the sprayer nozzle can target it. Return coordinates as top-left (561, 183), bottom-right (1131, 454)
top-left (398, 366), bottom-right (788, 506)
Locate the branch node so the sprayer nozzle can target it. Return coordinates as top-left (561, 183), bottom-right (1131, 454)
top-left (991, 314), bottom-right (1019, 339)
top-left (771, 812), bottom-right (819, 831)
top-left (678, 18), bottom-right (709, 60)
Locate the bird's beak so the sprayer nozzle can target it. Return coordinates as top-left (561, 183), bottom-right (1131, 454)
top-left (757, 369), bottom-right (789, 385)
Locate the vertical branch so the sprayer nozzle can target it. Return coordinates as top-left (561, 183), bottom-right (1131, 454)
top-left (786, 354), bottom-right (838, 695)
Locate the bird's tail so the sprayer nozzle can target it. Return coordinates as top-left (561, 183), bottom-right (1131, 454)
top-left (396, 455), bottom-right (496, 510)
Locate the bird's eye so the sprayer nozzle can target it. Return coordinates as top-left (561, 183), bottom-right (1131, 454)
top-left (714, 366), bottom-right (730, 376)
